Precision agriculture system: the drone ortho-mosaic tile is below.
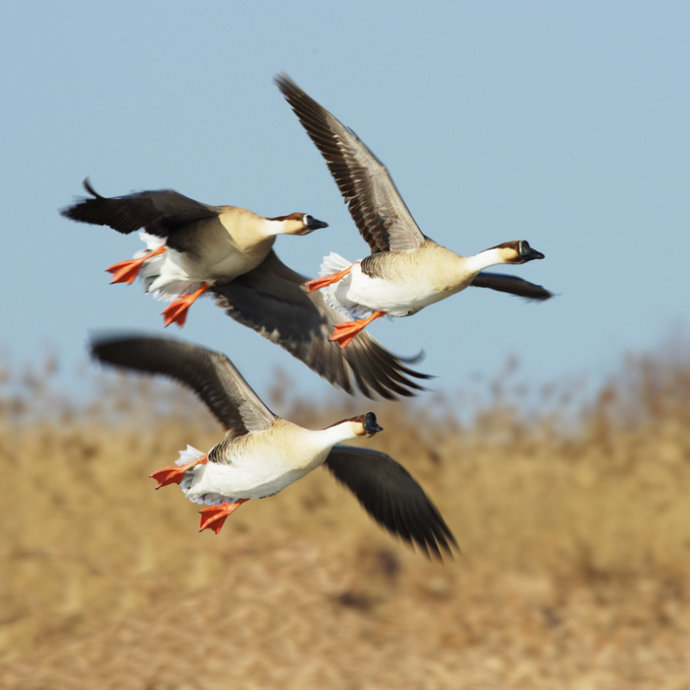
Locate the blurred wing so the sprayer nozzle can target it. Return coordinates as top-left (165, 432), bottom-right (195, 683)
top-left (470, 272), bottom-right (553, 301)
top-left (90, 334), bottom-right (275, 435)
top-left (276, 74), bottom-right (425, 254)
top-left (61, 178), bottom-right (219, 237)
top-left (212, 251), bottom-right (431, 400)
top-left (325, 445), bottom-right (457, 560)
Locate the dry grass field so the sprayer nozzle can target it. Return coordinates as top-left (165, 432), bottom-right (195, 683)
top-left (1, 348), bottom-right (689, 689)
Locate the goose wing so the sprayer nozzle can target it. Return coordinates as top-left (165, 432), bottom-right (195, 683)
top-left (276, 74), bottom-right (425, 254)
top-left (90, 335), bottom-right (275, 436)
top-left (212, 251), bottom-right (430, 400)
top-left (471, 272), bottom-right (553, 301)
top-left (62, 178), bottom-right (219, 238)
top-left (325, 445), bottom-right (457, 559)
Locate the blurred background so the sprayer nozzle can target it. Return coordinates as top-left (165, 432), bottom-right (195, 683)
top-left (2, 2), bottom-right (689, 687)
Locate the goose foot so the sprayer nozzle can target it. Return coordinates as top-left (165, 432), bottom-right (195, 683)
top-left (106, 245), bottom-right (165, 284)
top-left (150, 455), bottom-right (208, 489)
top-left (305, 264), bottom-right (355, 292)
top-left (329, 311), bottom-right (386, 348)
top-left (162, 282), bottom-right (210, 328)
top-left (199, 500), bottom-right (249, 534)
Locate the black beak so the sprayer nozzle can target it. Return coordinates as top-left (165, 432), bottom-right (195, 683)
top-left (518, 241), bottom-right (544, 262)
top-left (364, 412), bottom-right (383, 435)
top-left (308, 217), bottom-right (328, 230)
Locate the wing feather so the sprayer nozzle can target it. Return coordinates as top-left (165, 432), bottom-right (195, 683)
top-left (276, 75), bottom-right (425, 254)
top-left (470, 272), bottom-right (553, 301)
top-left (325, 445), bottom-right (457, 559)
top-left (61, 178), bottom-right (219, 238)
top-left (212, 252), bottom-right (430, 400)
top-left (90, 335), bottom-right (275, 435)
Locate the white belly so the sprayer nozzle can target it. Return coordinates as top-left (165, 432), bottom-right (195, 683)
top-left (179, 432), bottom-right (330, 505)
top-left (183, 460), bottom-right (311, 504)
top-left (142, 246), bottom-right (262, 302)
top-left (332, 263), bottom-right (450, 318)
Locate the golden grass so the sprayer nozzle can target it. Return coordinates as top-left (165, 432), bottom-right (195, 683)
top-left (1, 350), bottom-right (689, 688)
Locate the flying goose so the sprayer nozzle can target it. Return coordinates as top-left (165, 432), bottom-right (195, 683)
top-left (62, 179), bottom-right (327, 327)
top-left (90, 335), bottom-right (457, 559)
top-left (63, 180), bottom-right (429, 399)
top-left (276, 75), bottom-right (551, 348)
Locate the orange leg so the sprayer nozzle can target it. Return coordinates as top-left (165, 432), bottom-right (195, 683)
top-left (305, 262), bottom-right (358, 293)
top-left (162, 282), bottom-right (210, 328)
top-left (330, 311), bottom-right (386, 348)
top-left (150, 455), bottom-right (208, 489)
top-left (199, 499), bottom-right (249, 534)
top-left (106, 245), bottom-right (165, 284)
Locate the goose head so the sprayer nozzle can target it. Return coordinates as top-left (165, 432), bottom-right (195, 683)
top-left (350, 412), bottom-right (384, 438)
top-left (493, 240), bottom-right (545, 265)
top-left (273, 212), bottom-right (329, 236)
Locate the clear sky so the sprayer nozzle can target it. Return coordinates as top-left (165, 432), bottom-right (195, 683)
top-left (2, 2), bottom-right (688, 407)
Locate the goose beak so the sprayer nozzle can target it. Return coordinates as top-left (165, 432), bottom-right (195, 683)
top-left (307, 217), bottom-right (328, 231)
top-left (364, 412), bottom-right (383, 436)
top-left (297, 216), bottom-right (328, 236)
top-left (518, 241), bottom-right (545, 262)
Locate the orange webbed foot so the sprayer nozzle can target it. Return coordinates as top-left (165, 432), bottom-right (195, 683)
top-left (199, 499), bottom-right (249, 534)
top-left (107, 257), bottom-right (147, 284)
top-left (106, 245), bottom-right (165, 284)
top-left (329, 323), bottom-right (364, 349)
top-left (305, 263), bottom-right (355, 293)
top-left (150, 455), bottom-right (207, 489)
top-left (162, 283), bottom-right (210, 328)
top-left (329, 311), bottom-right (386, 348)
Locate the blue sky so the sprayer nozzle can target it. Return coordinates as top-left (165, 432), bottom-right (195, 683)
top-left (2, 2), bottom-right (688, 407)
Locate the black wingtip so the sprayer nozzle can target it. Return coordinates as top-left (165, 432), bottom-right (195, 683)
top-left (88, 330), bottom-right (172, 370)
top-left (60, 177), bottom-right (102, 221)
top-left (82, 177), bottom-right (102, 198)
top-left (274, 72), bottom-right (296, 92)
top-left (89, 331), bottom-right (138, 369)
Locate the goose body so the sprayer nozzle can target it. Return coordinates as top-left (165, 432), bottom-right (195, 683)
top-left (143, 206), bottom-right (309, 288)
top-left (61, 179), bottom-right (327, 325)
top-left (63, 181), bottom-right (429, 400)
top-left (324, 243), bottom-right (522, 319)
top-left (133, 224), bottom-right (274, 303)
top-left (180, 419), bottom-right (370, 504)
top-left (276, 75), bottom-right (551, 347)
top-left (91, 335), bottom-right (456, 558)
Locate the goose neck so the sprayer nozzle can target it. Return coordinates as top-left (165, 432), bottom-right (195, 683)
top-left (316, 420), bottom-right (359, 448)
top-left (462, 247), bottom-right (505, 276)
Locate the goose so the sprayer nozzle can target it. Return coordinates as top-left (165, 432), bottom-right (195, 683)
top-left (90, 334), bottom-right (457, 559)
top-left (275, 75), bottom-right (551, 348)
top-left (63, 181), bottom-right (430, 400)
top-left (62, 179), bottom-right (328, 327)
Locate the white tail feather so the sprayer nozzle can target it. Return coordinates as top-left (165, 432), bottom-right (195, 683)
top-left (176, 450), bottom-right (236, 506)
top-left (318, 253), bottom-right (374, 320)
top-left (319, 251), bottom-right (352, 277)
top-left (176, 444), bottom-right (206, 466)
top-left (135, 231), bottom-right (165, 256)
top-left (134, 233), bottom-right (203, 302)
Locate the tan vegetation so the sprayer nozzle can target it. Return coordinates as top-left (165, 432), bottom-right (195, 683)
top-left (1, 349), bottom-right (689, 689)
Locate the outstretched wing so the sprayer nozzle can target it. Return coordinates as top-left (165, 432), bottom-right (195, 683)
top-left (90, 334), bottom-right (275, 436)
top-left (325, 445), bottom-right (457, 560)
top-left (212, 251), bottom-right (431, 400)
top-left (471, 272), bottom-right (553, 301)
top-left (276, 74), bottom-right (425, 254)
top-left (62, 178), bottom-right (219, 237)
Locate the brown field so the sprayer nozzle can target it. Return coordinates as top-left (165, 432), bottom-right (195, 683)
top-left (1, 349), bottom-right (689, 689)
